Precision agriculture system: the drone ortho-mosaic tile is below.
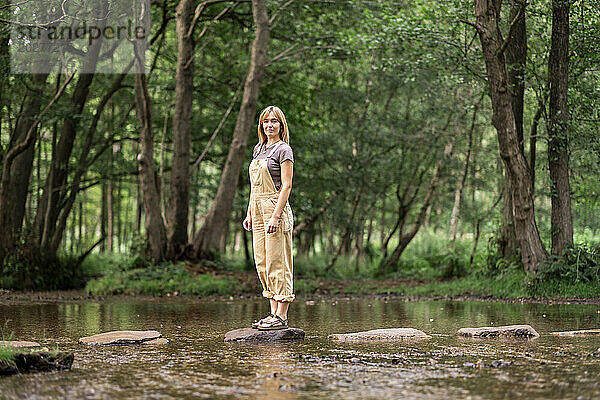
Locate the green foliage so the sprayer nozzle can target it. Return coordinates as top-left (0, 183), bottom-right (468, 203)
top-left (0, 0), bottom-right (599, 298)
top-left (0, 327), bottom-right (16, 365)
top-left (528, 243), bottom-right (600, 298)
top-left (387, 267), bottom-right (529, 299)
top-left (0, 246), bottom-right (84, 290)
top-left (84, 258), bottom-right (237, 296)
top-left (0, 344), bottom-right (16, 365)
top-left (391, 230), bottom-right (473, 280)
top-left (294, 279), bottom-right (320, 295)
top-left (482, 231), bottom-right (522, 277)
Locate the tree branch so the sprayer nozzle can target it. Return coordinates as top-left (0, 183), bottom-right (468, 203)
top-left (497, 0), bottom-right (526, 57)
top-left (188, 0), bottom-right (250, 36)
top-left (269, 0), bottom-right (295, 27)
top-left (192, 80), bottom-right (243, 170)
top-left (266, 45), bottom-right (336, 67)
top-left (4, 73), bottom-right (74, 167)
top-left (459, 18), bottom-right (478, 30)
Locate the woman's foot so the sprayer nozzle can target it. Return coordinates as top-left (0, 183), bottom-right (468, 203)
top-left (257, 315), bottom-right (288, 331)
top-left (252, 314), bottom-right (275, 329)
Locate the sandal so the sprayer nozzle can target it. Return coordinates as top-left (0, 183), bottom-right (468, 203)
top-left (252, 313), bottom-right (274, 329)
top-left (257, 315), bottom-right (288, 331)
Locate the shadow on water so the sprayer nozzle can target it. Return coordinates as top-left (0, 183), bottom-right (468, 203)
top-left (1, 297), bottom-right (600, 399)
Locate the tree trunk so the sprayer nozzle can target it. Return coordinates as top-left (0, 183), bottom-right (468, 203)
top-left (108, 177), bottom-right (114, 252)
top-left (35, 71), bottom-right (100, 251)
top-left (326, 189), bottom-right (362, 272)
top-left (168, 0), bottom-right (195, 258)
top-left (134, 5), bottom-right (167, 261)
top-left (473, 0), bottom-right (547, 273)
top-left (101, 181), bottom-right (107, 252)
top-left (499, 178), bottom-right (519, 258)
top-left (193, 0), bottom-right (270, 259)
top-left (529, 99), bottom-right (544, 194)
top-left (379, 129), bottom-right (457, 273)
top-left (548, 0), bottom-right (573, 255)
top-left (449, 96), bottom-right (481, 241)
top-left (0, 73), bottom-right (49, 258)
top-left (497, 0), bottom-right (527, 259)
top-left (506, 1), bottom-right (527, 152)
top-left (34, 3), bottom-right (106, 256)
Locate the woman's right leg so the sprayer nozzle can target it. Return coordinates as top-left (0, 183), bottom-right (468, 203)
top-left (269, 298), bottom-right (278, 315)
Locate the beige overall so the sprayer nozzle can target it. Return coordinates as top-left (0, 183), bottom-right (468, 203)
top-left (249, 143), bottom-right (295, 302)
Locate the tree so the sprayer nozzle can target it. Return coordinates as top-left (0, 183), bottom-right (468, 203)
top-left (548, 0), bottom-right (573, 255)
top-left (134, 1), bottom-right (167, 260)
top-left (193, 0), bottom-right (270, 258)
top-left (34, 3), bottom-right (106, 256)
top-left (471, 0), bottom-right (547, 272)
top-left (168, 0), bottom-right (195, 258)
top-left (498, 0), bottom-right (527, 260)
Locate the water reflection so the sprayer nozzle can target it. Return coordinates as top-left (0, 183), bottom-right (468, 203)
top-left (0, 297), bottom-right (599, 399)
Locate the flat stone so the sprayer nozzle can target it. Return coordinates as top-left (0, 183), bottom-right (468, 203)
top-left (0, 341), bottom-right (41, 348)
top-left (0, 352), bottom-right (74, 376)
top-left (551, 329), bottom-right (600, 337)
top-left (328, 328), bottom-right (431, 342)
top-left (79, 330), bottom-right (162, 345)
top-left (458, 325), bottom-right (539, 338)
top-left (224, 328), bottom-right (305, 343)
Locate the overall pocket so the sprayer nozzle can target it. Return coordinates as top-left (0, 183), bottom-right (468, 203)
top-left (282, 202), bottom-right (293, 232)
top-left (262, 197), bottom-right (293, 232)
top-left (249, 160), bottom-right (262, 187)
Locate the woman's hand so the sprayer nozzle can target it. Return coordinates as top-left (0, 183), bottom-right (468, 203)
top-left (266, 217), bottom-right (280, 233)
top-left (243, 215), bottom-right (252, 231)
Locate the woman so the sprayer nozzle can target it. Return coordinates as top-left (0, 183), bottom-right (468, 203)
top-left (243, 105), bottom-right (295, 331)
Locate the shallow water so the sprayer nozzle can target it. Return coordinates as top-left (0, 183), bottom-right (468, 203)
top-left (1, 297), bottom-right (599, 399)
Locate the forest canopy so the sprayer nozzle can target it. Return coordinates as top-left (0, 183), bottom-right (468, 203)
top-left (0, 0), bottom-right (599, 291)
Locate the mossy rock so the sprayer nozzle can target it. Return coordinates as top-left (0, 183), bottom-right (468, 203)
top-left (0, 352), bottom-right (74, 376)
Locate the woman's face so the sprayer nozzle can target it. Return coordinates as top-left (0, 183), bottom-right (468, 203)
top-left (262, 111), bottom-right (281, 140)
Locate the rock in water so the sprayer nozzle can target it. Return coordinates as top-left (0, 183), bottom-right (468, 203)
top-left (0, 341), bottom-right (41, 348)
top-left (79, 330), bottom-right (164, 345)
top-left (458, 325), bottom-right (539, 338)
top-left (551, 329), bottom-right (600, 336)
top-left (224, 328), bottom-right (305, 343)
top-left (328, 328), bottom-right (431, 342)
top-left (0, 352), bottom-right (74, 376)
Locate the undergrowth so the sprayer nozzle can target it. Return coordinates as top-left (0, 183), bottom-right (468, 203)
top-left (84, 256), bottom-right (238, 296)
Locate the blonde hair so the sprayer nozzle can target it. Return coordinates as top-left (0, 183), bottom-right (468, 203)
top-left (257, 105), bottom-right (290, 145)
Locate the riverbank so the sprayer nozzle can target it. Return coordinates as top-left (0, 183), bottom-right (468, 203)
top-left (78, 253), bottom-right (600, 301)
top-left (3, 274), bottom-right (600, 305)
top-left (3, 240), bottom-right (600, 302)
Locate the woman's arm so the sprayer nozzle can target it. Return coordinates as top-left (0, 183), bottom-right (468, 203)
top-left (243, 201), bottom-right (253, 231)
top-left (266, 160), bottom-right (293, 233)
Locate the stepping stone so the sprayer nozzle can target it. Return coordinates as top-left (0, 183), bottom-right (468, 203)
top-left (79, 330), bottom-right (164, 345)
top-left (328, 328), bottom-right (431, 342)
top-left (551, 329), bottom-right (600, 336)
top-left (458, 324), bottom-right (539, 338)
top-left (0, 341), bottom-right (41, 348)
top-left (0, 352), bottom-right (74, 376)
top-left (224, 328), bottom-right (305, 343)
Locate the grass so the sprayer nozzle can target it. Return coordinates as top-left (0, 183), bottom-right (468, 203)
top-left (84, 257), bottom-right (239, 296)
top-left (5, 227), bottom-right (600, 301)
top-left (0, 329), bottom-right (16, 365)
top-left (0, 344), bottom-right (16, 365)
top-left (291, 229), bottom-right (600, 300)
